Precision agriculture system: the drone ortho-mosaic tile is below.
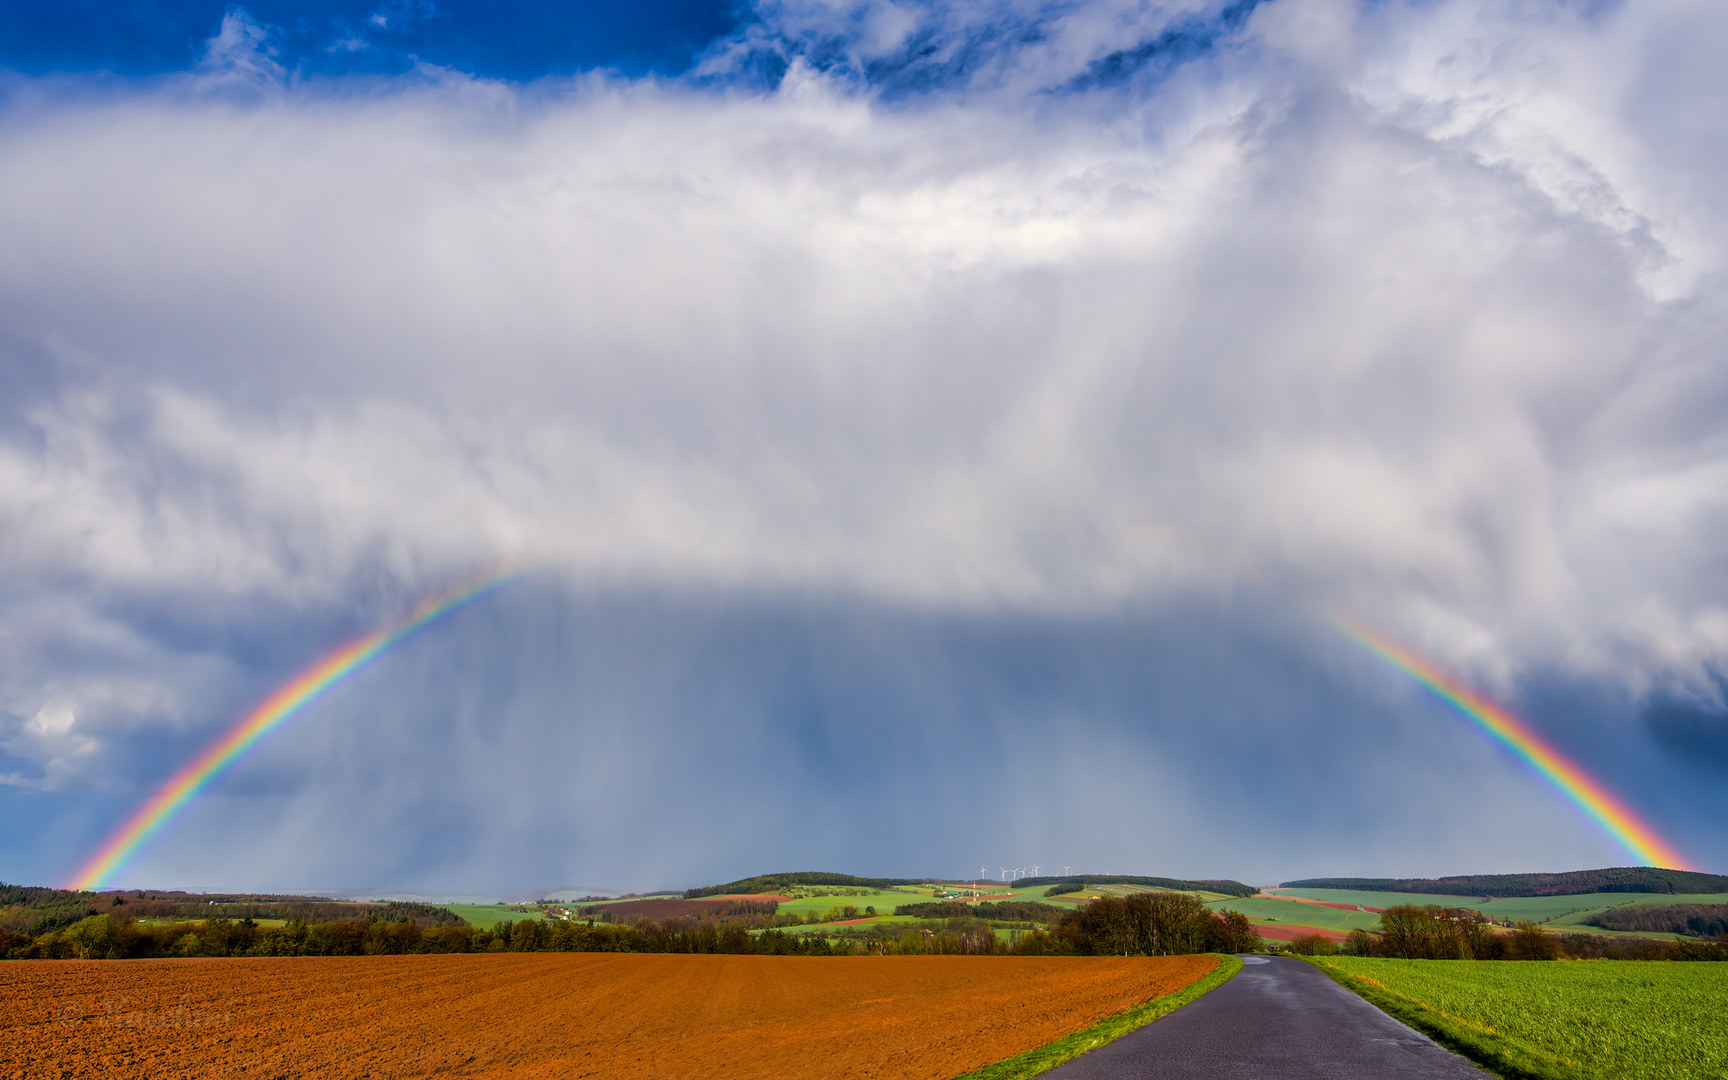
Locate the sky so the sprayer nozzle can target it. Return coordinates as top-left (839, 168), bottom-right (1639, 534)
top-left (2, 0), bottom-right (1727, 897)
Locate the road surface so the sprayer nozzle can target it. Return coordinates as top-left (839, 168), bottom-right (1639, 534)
top-left (1042, 955), bottom-right (1493, 1079)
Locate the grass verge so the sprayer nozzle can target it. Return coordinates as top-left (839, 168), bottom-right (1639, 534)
top-left (1295, 957), bottom-right (1579, 1080)
top-left (949, 954), bottom-right (1244, 1080)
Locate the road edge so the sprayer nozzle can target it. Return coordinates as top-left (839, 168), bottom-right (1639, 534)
top-left (1294, 956), bottom-right (1585, 1080)
top-left (948, 954), bottom-right (1246, 1080)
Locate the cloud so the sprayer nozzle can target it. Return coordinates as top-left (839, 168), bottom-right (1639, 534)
top-left (96, 590), bottom-right (1648, 893)
top-left (2, 0), bottom-right (1726, 886)
top-left (1644, 677), bottom-right (1728, 776)
top-left (195, 10), bottom-right (287, 86)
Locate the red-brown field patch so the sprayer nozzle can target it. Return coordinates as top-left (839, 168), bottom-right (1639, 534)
top-left (1261, 894), bottom-right (1384, 914)
top-left (1253, 924), bottom-right (1351, 943)
top-left (4, 952), bottom-right (1217, 1079)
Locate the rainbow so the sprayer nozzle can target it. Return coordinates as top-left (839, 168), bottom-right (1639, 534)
top-left (1336, 617), bottom-right (1691, 871)
top-left (66, 571), bottom-right (525, 892)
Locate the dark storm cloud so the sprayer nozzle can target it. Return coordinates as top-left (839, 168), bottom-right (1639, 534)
top-left (62, 587), bottom-right (1647, 894)
top-left (1645, 692), bottom-right (1728, 777)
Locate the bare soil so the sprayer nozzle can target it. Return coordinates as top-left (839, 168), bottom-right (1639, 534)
top-left (3, 952), bottom-right (1215, 1079)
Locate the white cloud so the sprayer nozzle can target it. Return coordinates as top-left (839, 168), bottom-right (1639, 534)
top-left (195, 10), bottom-right (287, 86)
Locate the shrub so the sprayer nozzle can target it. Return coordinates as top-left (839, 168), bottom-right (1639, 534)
top-left (1286, 933), bottom-right (1339, 956)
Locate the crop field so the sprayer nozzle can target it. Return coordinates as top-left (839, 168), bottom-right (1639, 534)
top-left (1275, 888), bottom-right (1728, 937)
top-left (1206, 896), bottom-right (1381, 934)
top-left (2, 952), bottom-right (1217, 1079)
top-left (1269, 888), bottom-right (1482, 909)
top-left (1311, 956), bottom-right (1728, 1080)
top-left (439, 904), bottom-right (548, 929)
top-left (769, 887), bottom-right (932, 921)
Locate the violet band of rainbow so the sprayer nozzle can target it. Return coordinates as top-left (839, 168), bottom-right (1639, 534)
top-left (64, 570), bottom-right (526, 892)
top-left (1336, 616), bottom-right (1691, 871)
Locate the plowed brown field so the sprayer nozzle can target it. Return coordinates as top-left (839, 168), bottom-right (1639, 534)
top-left (3, 952), bottom-right (1216, 1080)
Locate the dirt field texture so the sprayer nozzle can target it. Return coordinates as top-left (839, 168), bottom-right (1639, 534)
top-left (3, 952), bottom-right (1216, 1080)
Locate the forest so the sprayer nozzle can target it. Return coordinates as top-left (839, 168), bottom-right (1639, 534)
top-left (1587, 903), bottom-right (1728, 937)
top-left (682, 872), bottom-right (921, 898)
top-left (1012, 875), bottom-right (1258, 898)
top-left (1281, 867), bottom-right (1728, 898)
top-left (0, 882), bottom-right (461, 936)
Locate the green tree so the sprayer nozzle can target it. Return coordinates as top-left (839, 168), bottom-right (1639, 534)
top-left (1509, 921), bottom-right (1559, 960)
top-left (63, 915), bottom-right (114, 960)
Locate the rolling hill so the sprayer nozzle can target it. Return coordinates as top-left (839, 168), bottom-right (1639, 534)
top-left (1280, 867), bottom-right (1728, 898)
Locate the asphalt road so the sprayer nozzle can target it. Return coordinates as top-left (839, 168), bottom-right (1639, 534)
top-left (1041, 955), bottom-right (1493, 1079)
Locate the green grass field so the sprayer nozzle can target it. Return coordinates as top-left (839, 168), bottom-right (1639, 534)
top-left (1310, 956), bottom-right (1728, 1080)
top-left (768, 886), bottom-right (934, 920)
top-left (441, 904), bottom-right (549, 929)
top-left (1271, 887), bottom-right (1492, 909)
top-left (761, 882), bottom-right (1087, 932)
top-left (1273, 888), bottom-right (1728, 938)
top-left (1206, 896), bottom-right (1382, 934)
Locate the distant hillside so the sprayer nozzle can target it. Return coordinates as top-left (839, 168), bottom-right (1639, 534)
top-left (1281, 867), bottom-right (1728, 898)
top-left (0, 881), bottom-right (466, 934)
top-left (1013, 875), bottom-right (1258, 898)
top-left (1587, 902), bottom-right (1728, 937)
top-left (683, 872), bottom-right (923, 898)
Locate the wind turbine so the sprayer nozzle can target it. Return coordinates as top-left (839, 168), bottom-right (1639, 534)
top-left (1063, 866), bottom-right (1072, 876)
top-left (1032, 865), bottom-right (1041, 877)
top-left (1000, 867), bottom-right (1008, 882)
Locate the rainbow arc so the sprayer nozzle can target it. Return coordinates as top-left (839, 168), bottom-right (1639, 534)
top-left (1337, 617), bottom-right (1691, 871)
top-left (66, 571), bottom-right (524, 891)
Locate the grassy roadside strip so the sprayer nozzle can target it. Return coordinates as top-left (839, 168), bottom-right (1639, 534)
top-left (1294, 957), bottom-right (1582, 1080)
top-left (950, 955), bottom-right (1244, 1080)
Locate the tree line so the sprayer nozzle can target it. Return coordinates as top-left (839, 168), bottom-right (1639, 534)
top-left (1012, 875), bottom-right (1258, 898)
top-left (0, 882), bottom-right (463, 936)
top-left (1042, 892), bottom-right (1261, 955)
top-left (1280, 867), bottom-right (1728, 898)
top-left (683, 872), bottom-right (921, 898)
top-left (3, 890), bottom-right (1261, 960)
top-left (892, 901), bottom-right (1068, 922)
top-left (1283, 904), bottom-right (1728, 961)
top-left (836, 892), bottom-right (1258, 957)
top-left (2, 912), bottom-right (880, 960)
top-left (1587, 903), bottom-right (1728, 937)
